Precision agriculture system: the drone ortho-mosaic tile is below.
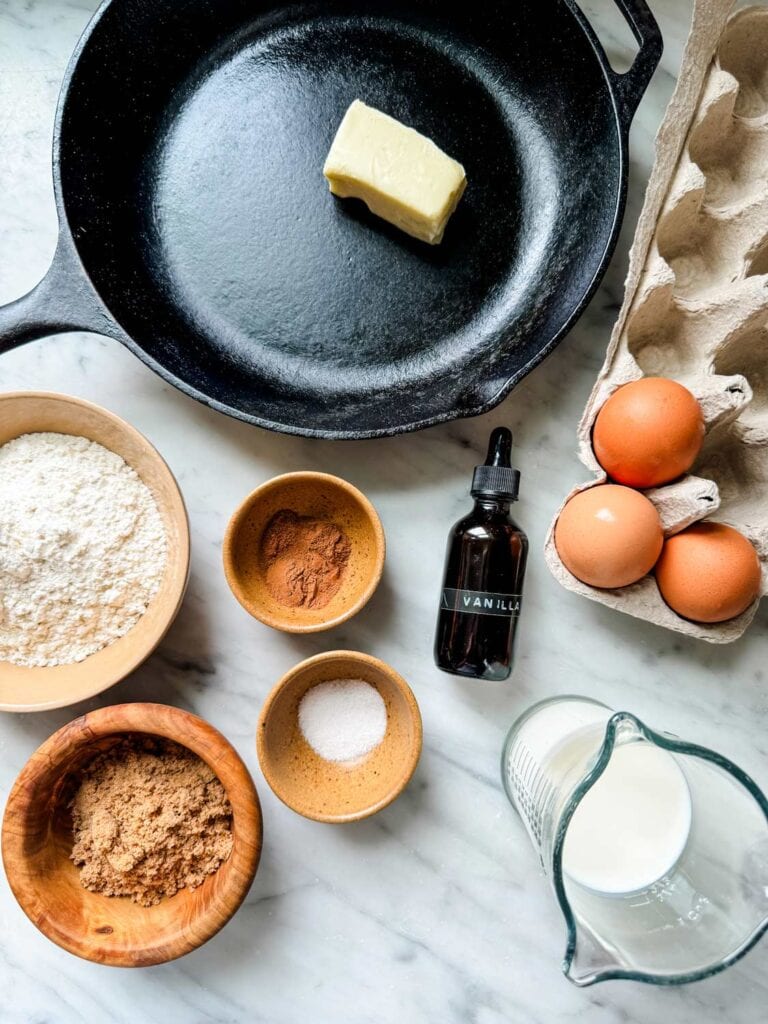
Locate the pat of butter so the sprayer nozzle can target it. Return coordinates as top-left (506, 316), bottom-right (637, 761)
top-left (323, 99), bottom-right (467, 245)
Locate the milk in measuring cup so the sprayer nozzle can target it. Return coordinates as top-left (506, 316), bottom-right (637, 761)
top-left (504, 697), bottom-right (692, 895)
top-left (563, 743), bottom-right (691, 893)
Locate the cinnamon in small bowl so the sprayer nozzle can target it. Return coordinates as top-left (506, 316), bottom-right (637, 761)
top-left (223, 472), bottom-right (385, 633)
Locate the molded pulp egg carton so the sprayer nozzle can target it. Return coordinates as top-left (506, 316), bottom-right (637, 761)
top-left (545, 0), bottom-right (768, 642)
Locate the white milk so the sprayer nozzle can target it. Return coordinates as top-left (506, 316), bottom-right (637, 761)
top-left (562, 742), bottom-right (692, 894)
top-left (504, 697), bottom-right (692, 896)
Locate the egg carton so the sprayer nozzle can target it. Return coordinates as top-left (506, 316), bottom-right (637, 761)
top-left (545, 0), bottom-right (768, 643)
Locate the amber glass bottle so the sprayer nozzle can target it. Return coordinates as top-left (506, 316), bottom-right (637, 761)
top-left (434, 427), bottom-right (528, 681)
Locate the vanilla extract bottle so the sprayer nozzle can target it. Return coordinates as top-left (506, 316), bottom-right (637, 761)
top-left (434, 427), bottom-right (528, 681)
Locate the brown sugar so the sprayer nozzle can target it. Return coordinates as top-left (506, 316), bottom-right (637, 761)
top-left (260, 509), bottom-right (351, 609)
top-left (69, 736), bottom-right (233, 906)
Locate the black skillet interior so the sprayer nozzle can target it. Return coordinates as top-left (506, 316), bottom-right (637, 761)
top-left (55, 0), bottom-right (652, 437)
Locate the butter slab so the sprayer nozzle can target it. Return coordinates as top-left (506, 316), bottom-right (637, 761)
top-left (323, 99), bottom-right (467, 245)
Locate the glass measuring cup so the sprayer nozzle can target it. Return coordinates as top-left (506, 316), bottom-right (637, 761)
top-left (501, 696), bottom-right (768, 986)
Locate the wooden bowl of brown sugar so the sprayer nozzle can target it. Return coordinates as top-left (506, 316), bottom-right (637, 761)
top-left (223, 472), bottom-right (385, 633)
top-left (1, 703), bottom-right (262, 967)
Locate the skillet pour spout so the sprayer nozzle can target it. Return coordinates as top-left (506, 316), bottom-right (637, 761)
top-left (0, 0), bottom-right (661, 438)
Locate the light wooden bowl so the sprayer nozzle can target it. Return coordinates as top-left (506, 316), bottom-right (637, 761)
top-left (223, 472), bottom-right (385, 633)
top-left (0, 392), bottom-right (190, 712)
top-left (1, 703), bottom-right (262, 966)
top-left (257, 651), bottom-right (422, 823)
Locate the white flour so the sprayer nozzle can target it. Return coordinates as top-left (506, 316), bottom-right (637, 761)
top-left (0, 432), bottom-right (167, 667)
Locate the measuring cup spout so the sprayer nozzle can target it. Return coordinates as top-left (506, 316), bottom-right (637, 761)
top-left (562, 924), bottom-right (622, 987)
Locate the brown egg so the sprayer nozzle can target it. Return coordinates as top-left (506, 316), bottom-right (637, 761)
top-left (655, 522), bottom-right (762, 623)
top-left (554, 484), bottom-right (664, 589)
top-left (593, 377), bottom-right (705, 488)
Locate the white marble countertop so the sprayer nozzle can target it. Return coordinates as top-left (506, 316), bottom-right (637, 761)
top-left (0, 1), bottom-right (766, 1021)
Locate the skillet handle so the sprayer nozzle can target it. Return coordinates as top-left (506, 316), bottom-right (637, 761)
top-left (607, 0), bottom-right (663, 129)
top-left (0, 235), bottom-right (117, 352)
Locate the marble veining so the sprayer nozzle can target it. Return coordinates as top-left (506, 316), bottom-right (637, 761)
top-left (0, 1), bottom-right (766, 1021)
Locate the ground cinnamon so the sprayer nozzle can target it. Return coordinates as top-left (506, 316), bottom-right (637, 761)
top-left (260, 509), bottom-right (351, 609)
top-left (69, 736), bottom-right (233, 906)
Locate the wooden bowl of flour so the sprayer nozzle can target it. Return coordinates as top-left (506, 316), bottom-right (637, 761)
top-left (1, 703), bottom-right (262, 966)
top-left (257, 651), bottom-right (422, 822)
top-left (0, 392), bottom-right (189, 712)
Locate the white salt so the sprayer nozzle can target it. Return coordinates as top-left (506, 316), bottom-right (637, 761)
top-left (298, 678), bottom-right (387, 762)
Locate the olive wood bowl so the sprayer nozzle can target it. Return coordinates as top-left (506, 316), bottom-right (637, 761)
top-left (223, 471), bottom-right (385, 633)
top-left (257, 650), bottom-right (422, 822)
top-left (1, 703), bottom-right (262, 966)
top-left (0, 392), bottom-right (190, 712)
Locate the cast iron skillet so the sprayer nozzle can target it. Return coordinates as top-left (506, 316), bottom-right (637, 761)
top-left (0, 0), bottom-right (661, 439)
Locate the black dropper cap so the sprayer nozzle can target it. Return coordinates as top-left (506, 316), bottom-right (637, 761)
top-left (471, 427), bottom-right (520, 501)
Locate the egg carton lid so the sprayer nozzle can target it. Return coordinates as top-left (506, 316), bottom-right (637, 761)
top-left (545, 0), bottom-right (768, 643)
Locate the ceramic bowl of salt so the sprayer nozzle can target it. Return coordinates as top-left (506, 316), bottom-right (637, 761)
top-left (257, 650), bottom-right (422, 823)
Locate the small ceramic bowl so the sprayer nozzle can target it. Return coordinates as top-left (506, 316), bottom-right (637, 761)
top-left (0, 392), bottom-right (190, 712)
top-left (257, 651), bottom-right (422, 822)
top-left (223, 472), bottom-right (385, 633)
top-left (1, 703), bottom-right (262, 967)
